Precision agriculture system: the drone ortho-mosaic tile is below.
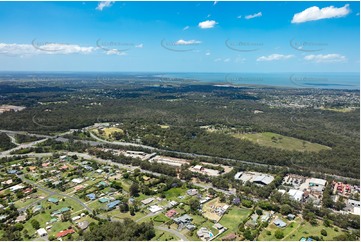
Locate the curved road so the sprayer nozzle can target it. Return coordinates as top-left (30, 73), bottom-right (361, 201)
top-left (18, 175), bottom-right (93, 214)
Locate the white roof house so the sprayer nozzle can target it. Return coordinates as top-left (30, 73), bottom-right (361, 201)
top-left (71, 178), bottom-right (84, 184)
top-left (148, 205), bottom-right (163, 213)
top-left (72, 216), bottom-right (81, 221)
top-left (37, 228), bottom-right (48, 237)
top-left (288, 189), bottom-right (304, 201)
top-left (9, 184), bottom-right (25, 192)
top-left (141, 198), bottom-right (154, 205)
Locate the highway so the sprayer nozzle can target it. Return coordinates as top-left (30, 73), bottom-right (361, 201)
top-left (0, 128), bottom-right (359, 183)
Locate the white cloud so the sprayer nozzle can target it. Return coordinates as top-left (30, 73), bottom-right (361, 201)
top-left (245, 12), bottom-right (262, 20)
top-left (213, 1), bottom-right (218, 6)
top-left (205, 51), bottom-right (211, 56)
top-left (135, 44), bottom-right (143, 48)
top-left (237, 15), bottom-right (242, 19)
top-left (198, 20), bottom-right (218, 29)
top-left (183, 26), bottom-right (189, 30)
top-left (105, 49), bottom-right (127, 56)
top-left (175, 39), bottom-right (201, 45)
top-left (257, 54), bottom-right (294, 61)
top-left (0, 42), bottom-right (95, 56)
top-left (291, 4), bottom-right (350, 23)
top-left (304, 54), bottom-right (347, 63)
top-left (96, 1), bottom-right (114, 11)
top-left (213, 58), bottom-right (232, 62)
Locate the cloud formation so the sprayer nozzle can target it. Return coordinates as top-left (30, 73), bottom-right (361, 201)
top-left (245, 12), bottom-right (262, 19)
top-left (304, 54), bottom-right (347, 63)
top-left (198, 20), bottom-right (218, 29)
top-left (96, 1), bottom-right (114, 11)
top-left (0, 42), bottom-right (95, 56)
top-left (175, 39), bottom-right (201, 45)
top-left (257, 54), bottom-right (294, 61)
top-left (291, 4), bottom-right (350, 23)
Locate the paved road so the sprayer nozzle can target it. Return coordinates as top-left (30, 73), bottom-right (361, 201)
top-left (18, 175), bottom-right (93, 214)
top-left (6, 133), bottom-right (19, 146)
top-left (135, 211), bottom-right (161, 223)
top-left (0, 138), bottom-right (48, 157)
top-left (155, 225), bottom-right (188, 241)
top-left (1, 128), bottom-right (359, 182)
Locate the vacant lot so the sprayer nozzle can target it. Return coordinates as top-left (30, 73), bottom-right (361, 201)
top-left (258, 217), bottom-right (344, 241)
top-left (284, 219), bottom-right (345, 241)
top-left (92, 127), bottom-right (124, 140)
top-left (233, 132), bottom-right (330, 152)
top-left (164, 187), bottom-right (187, 201)
top-left (219, 206), bottom-right (252, 239)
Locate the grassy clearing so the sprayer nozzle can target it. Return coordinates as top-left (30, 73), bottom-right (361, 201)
top-left (152, 229), bottom-right (179, 241)
top-left (164, 187), bottom-right (187, 201)
top-left (107, 209), bottom-right (147, 221)
top-left (219, 206), bottom-right (252, 238)
top-left (284, 220), bottom-right (345, 241)
top-left (258, 217), bottom-right (344, 241)
top-left (14, 190), bottom-right (49, 208)
top-left (233, 132), bottom-right (330, 152)
top-left (92, 127), bottom-right (124, 141)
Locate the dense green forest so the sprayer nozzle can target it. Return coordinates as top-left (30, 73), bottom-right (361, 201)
top-left (0, 132), bottom-right (16, 151)
top-left (82, 219), bottom-right (155, 241)
top-left (14, 134), bottom-right (42, 144)
top-left (0, 77), bottom-right (359, 178)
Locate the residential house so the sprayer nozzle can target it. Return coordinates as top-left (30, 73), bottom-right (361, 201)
top-left (148, 205), bottom-right (163, 213)
top-left (107, 200), bottom-right (120, 210)
top-left (56, 229), bottom-right (75, 238)
top-left (141, 197), bottom-right (154, 205)
top-left (273, 218), bottom-right (287, 228)
top-left (77, 220), bottom-right (89, 230)
top-left (48, 197), bottom-right (59, 204)
top-left (37, 228), bottom-right (48, 237)
top-left (197, 227), bottom-right (212, 241)
top-left (174, 214), bottom-right (193, 225)
top-left (187, 189), bottom-right (198, 196)
top-left (165, 209), bottom-right (178, 218)
top-left (86, 193), bottom-right (96, 200)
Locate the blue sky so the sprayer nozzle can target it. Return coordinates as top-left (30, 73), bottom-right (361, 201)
top-left (0, 1), bottom-right (359, 72)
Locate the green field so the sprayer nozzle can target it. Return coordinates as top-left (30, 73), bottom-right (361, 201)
top-left (284, 220), bottom-right (345, 241)
top-left (219, 206), bottom-right (252, 239)
top-left (258, 217), bottom-right (344, 241)
top-left (164, 187), bottom-right (187, 201)
top-left (233, 132), bottom-right (330, 152)
top-left (152, 229), bottom-right (179, 241)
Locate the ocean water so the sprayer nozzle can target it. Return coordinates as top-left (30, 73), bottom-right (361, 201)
top-left (154, 72), bottom-right (360, 90)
